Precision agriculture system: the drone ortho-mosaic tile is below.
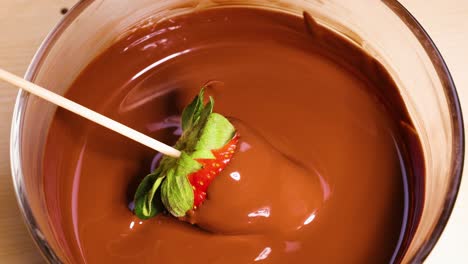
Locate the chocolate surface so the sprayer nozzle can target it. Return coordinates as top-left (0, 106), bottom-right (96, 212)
top-left (42, 7), bottom-right (423, 263)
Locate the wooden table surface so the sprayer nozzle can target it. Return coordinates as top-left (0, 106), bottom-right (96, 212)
top-left (0, 0), bottom-right (467, 263)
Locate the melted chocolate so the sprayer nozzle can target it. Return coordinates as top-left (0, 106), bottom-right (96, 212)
top-left (42, 7), bottom-right (423, 263)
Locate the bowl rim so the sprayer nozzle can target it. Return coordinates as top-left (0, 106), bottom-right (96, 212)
top-left (382, 1), bottom-right (465, 262)
top-left (9, 0), bottom-right (464, 263)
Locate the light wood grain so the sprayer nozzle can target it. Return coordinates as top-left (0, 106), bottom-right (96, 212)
top-left (0, 1), bottom-right (78, 263)
top-left (0, 0), bottom-right (466, 263)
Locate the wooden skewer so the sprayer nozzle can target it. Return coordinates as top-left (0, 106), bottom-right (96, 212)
top-left (0, 68), bottom-right (181, 158)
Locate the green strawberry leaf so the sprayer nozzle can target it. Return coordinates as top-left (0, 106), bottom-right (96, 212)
top-left (134, 167), bottom-right (165, 219)
top-left (191, 113), bottom-right (236, 159)
top-left (181, 88), bottom-right (204, 131)
top-left (183, 96), bottom-right (214, 152)
top-left (161, 152), bottom-right (201, 217)
top-left (134, 155), bottom-right (177, 219)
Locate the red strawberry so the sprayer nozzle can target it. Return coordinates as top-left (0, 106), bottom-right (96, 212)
top-left (188, 134), bottom-right (239, 208)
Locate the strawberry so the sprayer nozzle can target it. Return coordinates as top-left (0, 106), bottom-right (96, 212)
top-left (189, 134), bottom-right (239, 208)
top-left (134, 88), bottom-right (237, 219)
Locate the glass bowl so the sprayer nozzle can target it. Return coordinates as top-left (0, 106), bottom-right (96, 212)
top-left (10, 0), bottom-right (464, 263)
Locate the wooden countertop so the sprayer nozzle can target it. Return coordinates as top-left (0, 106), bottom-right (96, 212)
top-left (0, 0), bottom-right (466, 263)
